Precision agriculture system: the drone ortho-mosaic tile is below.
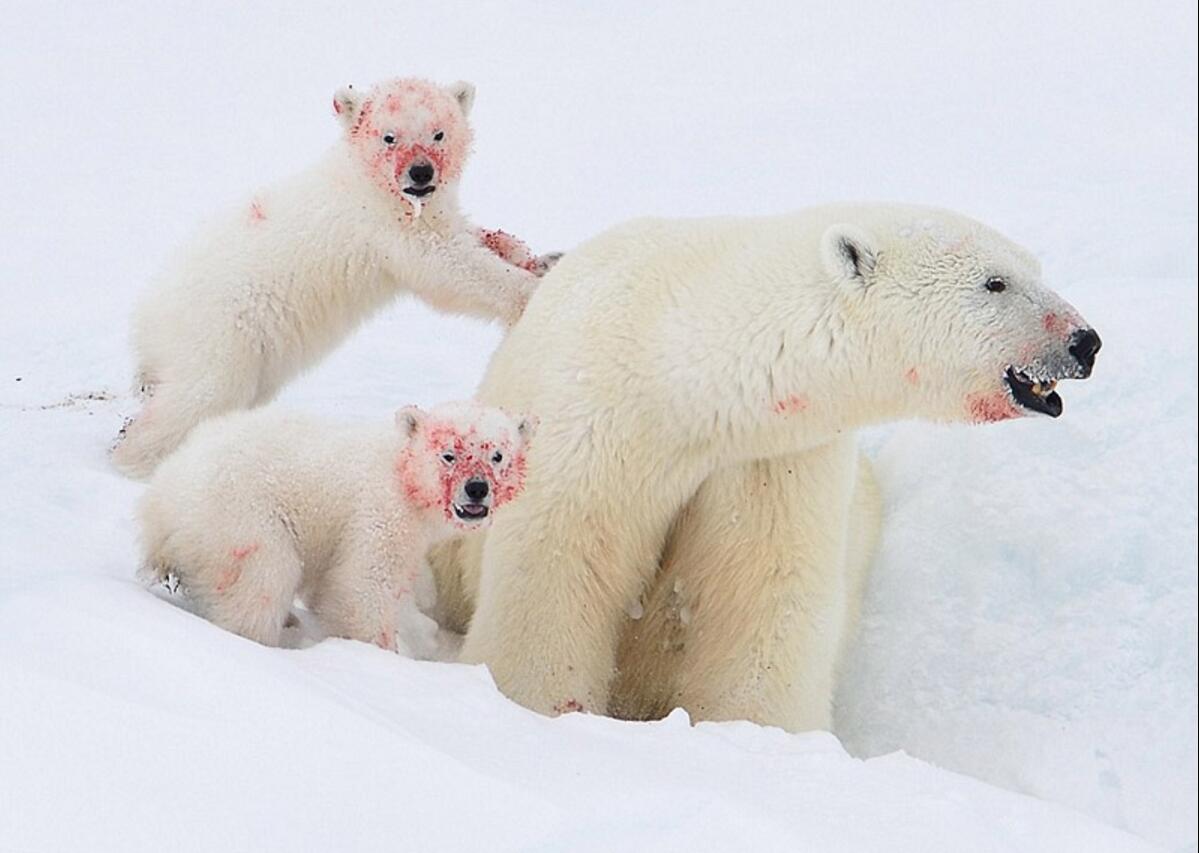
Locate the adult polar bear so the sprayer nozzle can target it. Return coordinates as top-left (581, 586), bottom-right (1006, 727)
top-left (431, 205), bottom-right (1101, 731)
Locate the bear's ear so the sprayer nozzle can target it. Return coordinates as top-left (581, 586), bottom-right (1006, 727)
top-left (446, 80), bottom-right (476, 116)
top-left (516, 414), bottom-right (538, 444)
top-left (821, 224), bottom-right (878, 284)
top-left (395, 405), bottom-right (425, 437)
top-left (333, 85), bottom-right (361, 130)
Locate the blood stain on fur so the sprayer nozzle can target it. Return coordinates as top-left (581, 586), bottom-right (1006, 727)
top-left (966, 391), bottom-right (1019, 423)
top-left (772, 394), bottom-right (809, 415)
top-left (215, 565), bottom-right (243, 593)
top-left (1043, 312), bottom-right (1071, 338)
top-left (231, 543), bottom-right (259, 560)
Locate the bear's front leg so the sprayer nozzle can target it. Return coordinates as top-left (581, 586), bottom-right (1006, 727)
top-left (307, 536), bottom-right (418, 652)
top-left (459, 441), bottom-right (693, 716)
top-left (390, 230), bottom-right (541, 327)
top-left (475, 228), bottom-right (561, 277)
top-left (611, 439), bottom-right (880, 732)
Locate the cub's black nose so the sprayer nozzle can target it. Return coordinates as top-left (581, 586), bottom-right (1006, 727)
top-left (408, 163), bottom-right (434, 186)
top-left (1069, 328), bottom-right (1102, 377)
top-left (464, 479), bottom-right (489, 501)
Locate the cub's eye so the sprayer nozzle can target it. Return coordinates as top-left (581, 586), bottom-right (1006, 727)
top-left (382, 133), bottom-right (397, 145)
top-left (491, 451), bottom-right (504, 464)
top-left (985, 277), bottom-right (1007, 293)
top-left (440, 452), bottom-right (456, 465)
top-left (433, 130), bottom-right (444, 142)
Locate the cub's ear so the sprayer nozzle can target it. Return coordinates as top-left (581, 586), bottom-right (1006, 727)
top-left (333, 85), bottom-right (362, 129)
top-left (821, 224), bottom-right (878, 283)
top-left (516, 414), bottom-right (538, 444)
top-left (446, 80), bottom-right (476, 116)
top-left (396, 405), bottom-right (425, 437)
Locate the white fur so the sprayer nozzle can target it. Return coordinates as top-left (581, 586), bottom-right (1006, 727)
top-left (430, 204), bottom-right (1098, 729)
top-left (112, 78), bottom-right (541, 480)
top-left (139, 402), bottom-right (531, 649)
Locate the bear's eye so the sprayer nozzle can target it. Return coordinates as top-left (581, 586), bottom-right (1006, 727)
top-left (492, 451), bottom-right (503, 464)
top-left (382, 133), bottom-right (397, 146)
top-left (440, 451), bottom-right (456, 465)
top-left (985, 277), bottom-right (1007, 293)
top-left (433, 130), bottom-right (444, 142)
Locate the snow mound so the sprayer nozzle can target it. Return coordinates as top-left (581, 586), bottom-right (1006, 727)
top-left (0, 575), bottom-right (1156, 853)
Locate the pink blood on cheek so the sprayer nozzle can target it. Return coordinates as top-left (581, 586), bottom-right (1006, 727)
top-left (427, 424), bottom-right (467, 521)
top-left (772, 394), bottom-right (809, 415)
top-left (1043, 312), bottom-right (1072, 338)
top-left (395, 450), bottom-right (440, 511)
top-left (966, 391), bottom-right (1020, 423)
top-left (492, 449), bottom-right (527, 506)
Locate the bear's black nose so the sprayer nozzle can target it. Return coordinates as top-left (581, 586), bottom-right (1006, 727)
top-left (1068, 328), bottom-right (1102, 377)
top-left (464, 479), bottom-right (489, 501)
top-left (408, 163), bottom-right (434, 186)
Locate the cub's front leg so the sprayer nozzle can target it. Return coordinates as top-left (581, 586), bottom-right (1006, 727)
top-left (475, 227), bottom-right (562, 277)
top-left (308, 529), bottom-right (424, 652)
top-left (386, 230), bottom-right (541, 327)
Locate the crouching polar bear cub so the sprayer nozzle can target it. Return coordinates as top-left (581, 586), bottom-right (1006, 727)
top-left (139, 402), bottom-right (533, 650)
top-left (429, 204), bottom-right (1102, 731)
top-left (113, 77), bottom-right (553, 480)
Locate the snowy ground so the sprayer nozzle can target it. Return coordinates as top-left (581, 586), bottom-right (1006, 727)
top-left (1, 1), bottom-right (1195, 851)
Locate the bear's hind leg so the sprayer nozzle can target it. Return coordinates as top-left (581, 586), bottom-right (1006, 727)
top-left (183, 535), bottom-right (301, 647)
top-left (110, 375), bottom-right (257, 480)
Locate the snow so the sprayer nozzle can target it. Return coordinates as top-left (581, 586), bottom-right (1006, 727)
top-left (0, 1), bottom-right (1194, 851)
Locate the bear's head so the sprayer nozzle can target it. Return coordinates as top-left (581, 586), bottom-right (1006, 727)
top-left (820, 208), bottom-right (1101, 424)
top-left (334, 77), bottom-right (475, 214)
top-left (393, 402), bottom-right (534, 530)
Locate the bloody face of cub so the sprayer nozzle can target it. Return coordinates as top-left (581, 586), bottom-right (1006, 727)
top-left (334, 77), bottom-right (475, 208)
top-left (393, 402), bottom-right (534, 530)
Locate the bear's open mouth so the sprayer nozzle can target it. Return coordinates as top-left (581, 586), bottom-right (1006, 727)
top-left (453, 503), bottom-right (489, 521)
top-left (403, 186), bottom-right (436, 198)
top-left (1004, 367), bottom-right (1063, 418)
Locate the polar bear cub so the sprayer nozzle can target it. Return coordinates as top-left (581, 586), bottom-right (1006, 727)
top-left (139, 401), bottom-right (533, 649)
top-left (113, 77), bottom-right (551, 480)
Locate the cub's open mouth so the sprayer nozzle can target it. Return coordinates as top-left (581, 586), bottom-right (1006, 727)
top-left (453, 503), bottom-right (489, 521)
top-left (1005, 367), bottom-right (1063, 418)
top-left (403, 186), bottom-right (436, 197)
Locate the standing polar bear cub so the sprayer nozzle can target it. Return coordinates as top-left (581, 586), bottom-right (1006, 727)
top-left (140, 402), bottom-right (533, 650)
top-left (113, 77), bottom-right (553, 480)
top-left (431, 204), bottom-right (1102, 731)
